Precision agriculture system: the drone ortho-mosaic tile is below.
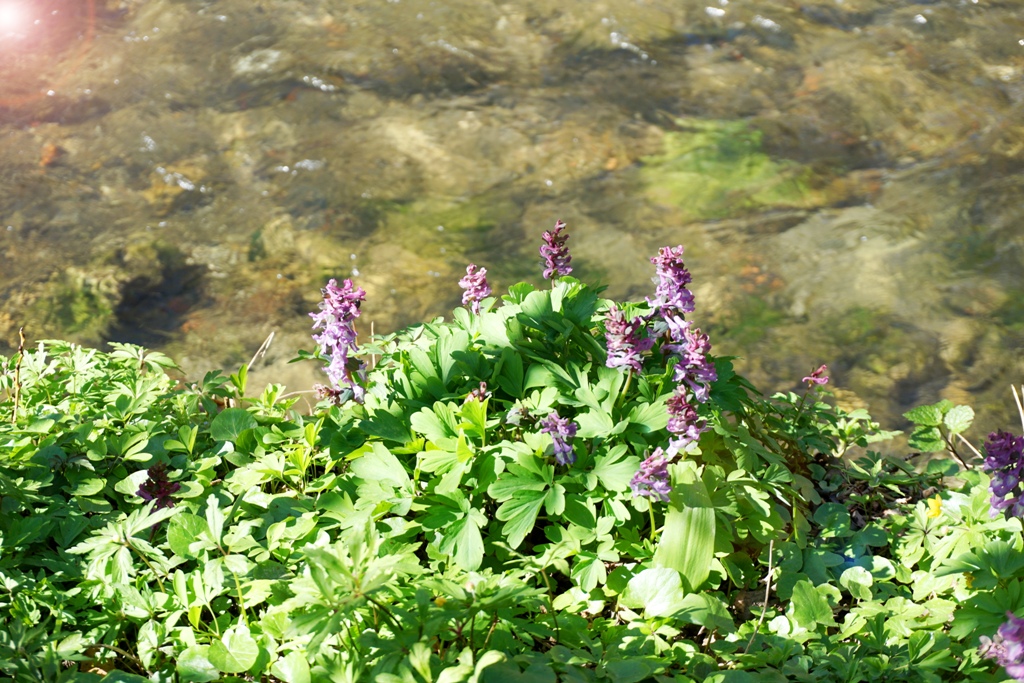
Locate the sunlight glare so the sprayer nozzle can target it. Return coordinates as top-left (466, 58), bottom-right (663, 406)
top-left (0, 2), bottom-right (24, 32)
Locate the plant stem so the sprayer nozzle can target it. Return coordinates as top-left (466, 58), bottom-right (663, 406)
top-left (539, 568), bottom-right (560, 643)
top-left (366, 595), bottom-right (402, 632)
top-left (743, 539), bottom-right (775, 655)
top-left (617, 370), bottom-right (633, 410)
top-left (88, 643), bottom-right (146, 672)
top-left (482, 613), bottom-right (500, 650)
top-left (10, 327), bottom-right (24, 426)
top-left (648, 504), bottom-right (659, 541)
top-left (128, 543), bottom-right (166, 595)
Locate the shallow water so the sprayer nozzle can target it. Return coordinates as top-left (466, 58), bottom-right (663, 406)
top-left (1, 0), bottom-right (1023, 434)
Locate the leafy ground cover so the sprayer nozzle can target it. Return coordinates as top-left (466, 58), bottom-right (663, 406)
top-left (1, 223), bottom-right (1022, 683)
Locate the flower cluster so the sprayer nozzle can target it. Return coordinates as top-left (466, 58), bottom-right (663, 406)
top-left (540, 411), bottom-right (578, 466)
top-left (624, 244), bottom-right (716, 497)
top-left (648, 245), bottom-right (695, 316)
top-left (666, 321), bottom-right (717, 405)
top-left (982, 430), bottom-right (1024, 518)
top-left (630, 448), bottom-right (672, 502)
top-left (540, 219), bottom-right (573, 280)
top-left (604, 304), bottom-right (654, 373)
top-left (310, 278), bottom-right (366, 403)
top-left (653, 247), bottom-right (716, 451)
top-left (666, 391), bottom-right (705, 446)
top-left (459, 264), bottom-right (491, 315)
top-left (465, 381), bottom-right (490, 404)
top-left (980, 611), bottom-right (1024, 682)
top-left (137, 462), bottom-right (180, 509)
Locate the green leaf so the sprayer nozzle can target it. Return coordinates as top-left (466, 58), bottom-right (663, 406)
top-left (208, 624), bottom-right (259, 673)
top-left (789, 579), bottom-right (836, 629)
top-left (177, 645), bottom-right (220, 682)
top-left (505, 282), bottom-right (536, 303)
top-left (114, 470), bottom-right (151, 499)
top-left (943, 405), bottom-right (974, 435)
top-left (626, 398), bottom-right (669, 433)
top-left (902, 404), bottom-right (943, 427)
top-left (620, 567), bottom-right (686, 618)
top-left (410, 404), bottom-right (458, 444)
top-left (442, 514), bottom-right (485, 571)
top-left (705, 672), bottom-right (755, 683)
top-left (205, 494), bottom-right (225, 542)
top-left (562, 497), bottom-right (596, 529)
top-left (359, 410), bottom-right (413, 443)
top-left (458, 398), bottom-right (489, 442)
top-left (653, 463), bottom-right (715, 591)
top-left (270, 651), bottom-right (311, 683)
top-left (350, 443), bottom-right (410, 487)
top-left (604, 659), bottom-right (653, 683)
top-left (434, 327), bottom-right (470, 387)
top-left (210, 408), bottom-right (258, 442)
top-left (99, 673), bottom-right (151, 683)
top-left (575, 409), bottom-right (618, 439)
top-left (488, 461), bottom-right (549, 501)
top-left (813, 503), bottom-right (851, 538)
top-left (167, 513), bottom-right (210, 559)
top-left (676, 592), bottom-right (736, 633)
top-left (67, 475), bottom-right (106, 497)
top-left (408, 643), bottom-right (433, 683)
top-left (839, 566), bottom-right (874, 601)
top-left (908, 426), bottom-right (945, 453)
top-left (495, 489), bottom-right (547, 549)
top-left (496, 348), bottom-right (525, 398)
top-left (591, 445), bottom-right (640, 493)
top-left (571, 552), bottom-right (607, 592)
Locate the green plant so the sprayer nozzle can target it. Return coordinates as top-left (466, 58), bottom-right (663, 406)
top-left (0, 228), bottom-right (1019, 683)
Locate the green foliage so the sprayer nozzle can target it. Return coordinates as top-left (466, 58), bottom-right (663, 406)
top-left (904, 400), bottom-right (976, 458)
top-left (0, 276), bottom-right (1014, 682)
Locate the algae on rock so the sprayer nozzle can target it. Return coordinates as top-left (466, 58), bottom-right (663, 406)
top-left (640, 119), bottom-right (822, 220)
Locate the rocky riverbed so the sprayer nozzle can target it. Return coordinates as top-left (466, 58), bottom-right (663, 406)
top-left (1, 0), bottom-right (1022, 432)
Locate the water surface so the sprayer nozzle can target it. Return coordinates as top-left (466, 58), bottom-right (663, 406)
top-left (2, 0), bottom-right (1023, 432)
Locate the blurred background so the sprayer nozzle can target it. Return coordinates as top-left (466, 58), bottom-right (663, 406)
top-left (1, 0), bottom-right (1023, 433)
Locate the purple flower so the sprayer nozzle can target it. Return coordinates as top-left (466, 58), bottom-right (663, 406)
top-left (643, 244), bottom-right (717, 451)
top-left (604, 304), bottom-right (654, 373)
top-left (665, 321), bottom-right (717, 403)
top-left (980, 612), bottom-right (1024, 682)
top-left (992, 470), bottom-right (1021, 499)
top-left (310, 278), bottom-right (366, 402)
top-left (984, 431), bottom-right (1024, 472)
top-left (540, 220), bottom-right (573, 280)
top-left (991, 493), bottom-right (1017, 517)
top-left (459, 264), bottom-right (491, 315)
top-left (802, 365), bottom-right (829, 387)
top-left (666, 388), bottom-right (708, 448)
top-left (540, 412), bottom-right (578, 465)
top-left (137, 462), bottom-right (180, 509)
top-left (648, 246), bottom-right (695, 316)
top-left (465, 381), bottom-right (490, 404)
top-left (983, 431), bottom-right (1024, 519)
top-left (630, 448), bottom-right (672, 502)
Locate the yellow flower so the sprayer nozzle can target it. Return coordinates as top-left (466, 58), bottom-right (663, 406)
top-left (434, 596), bottom-right (447, 607)
top-left (926, 495), bottom-right (943, 519)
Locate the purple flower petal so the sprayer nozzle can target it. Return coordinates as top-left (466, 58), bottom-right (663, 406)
top-left (540, 220), bottom-right (573, 280)
top-left (540, 411), bottom-right (577, 465)
top-left (459, 264), bottom-right (491, 315)
top-left (630, 448), bottom-right (673, 502)
top-left (311, 278), bottom-right (366, 401)
top-left (802, 364), bottom-right (829, 386)
top-left (604, 304), bottom-right (654, 373)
